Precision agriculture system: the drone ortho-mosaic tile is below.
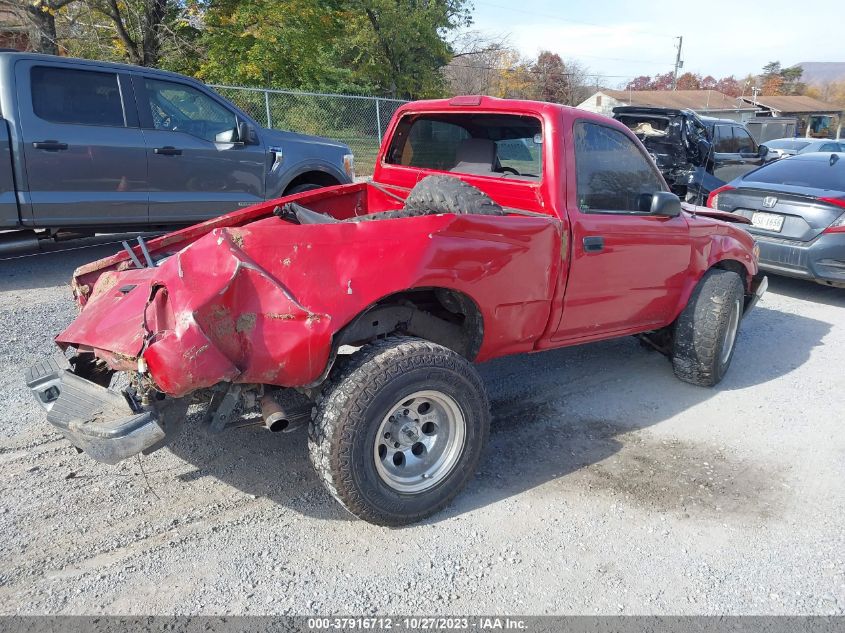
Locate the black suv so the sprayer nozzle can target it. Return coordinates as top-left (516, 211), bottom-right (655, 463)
top-left (613, 107), bottom-right (767, 204)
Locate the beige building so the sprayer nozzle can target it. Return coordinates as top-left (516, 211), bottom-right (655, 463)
top-left (577, 89), bottom-right (759, 122)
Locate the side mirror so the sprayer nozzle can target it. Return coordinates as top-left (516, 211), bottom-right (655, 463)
top-left (758, 144), bottom-right (769, 158)
top-left (650, 191), bottom-right (682, 217)
top-left (237, 121), bottom-right (258, 145)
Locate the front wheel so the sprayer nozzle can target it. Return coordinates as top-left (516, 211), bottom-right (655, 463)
top-left (308, 337), bottom-right (490, 526)
top-left (671, 269), bottom-right (745, 387)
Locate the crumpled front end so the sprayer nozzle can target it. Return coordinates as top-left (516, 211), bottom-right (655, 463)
top-left (55, 226), bottom-right (334, 398)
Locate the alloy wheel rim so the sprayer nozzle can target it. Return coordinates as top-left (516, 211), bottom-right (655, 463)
top-left (373, 390), bottom-right (466, 494)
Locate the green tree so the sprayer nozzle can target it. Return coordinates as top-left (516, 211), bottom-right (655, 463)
top-left (344, 0), bottom-right (471, 98)
top-left (196, 0), bottom-right (352, 90)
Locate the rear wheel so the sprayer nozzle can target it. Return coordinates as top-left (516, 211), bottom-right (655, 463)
top-left (308, 337), bottom-right (490, 526)
top-left (671, 269), bottom-right (745, 387)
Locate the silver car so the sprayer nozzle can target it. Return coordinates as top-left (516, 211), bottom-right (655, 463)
top-left (763, 137), bottom-right (845, 161)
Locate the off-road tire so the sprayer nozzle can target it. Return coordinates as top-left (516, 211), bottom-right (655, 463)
top-left (672, 269), bottom-right (745, 387)
top-left (403, 174), bottom-right (504, 216)
top-left (308, 336), bottom-right (490, 526)
top-left (348, 175), bottom-right (504, 223)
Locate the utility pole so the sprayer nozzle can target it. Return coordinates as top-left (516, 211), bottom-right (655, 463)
top-left (672, 36), bottom-right (683, 90)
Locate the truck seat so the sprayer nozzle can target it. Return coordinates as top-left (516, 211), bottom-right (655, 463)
top-left (450, 138), bottom-right (497, 176)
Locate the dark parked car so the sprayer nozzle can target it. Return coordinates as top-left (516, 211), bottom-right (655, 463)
top-left (0, 52), bottom-right (355, 254)
top-left (707, 152), bottom-right (845, 287)
top-left (613, 107), bottom-right (766, 204)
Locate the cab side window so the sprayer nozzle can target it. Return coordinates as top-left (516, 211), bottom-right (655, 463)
top-left (31, 66), bottom-right (125, 127)
top-left (733, 126), bottom-right (756, 153)
top-left (713, 125), bottom-right (736, 153)
top-left (574, 121), bottom-right (665, 214)
top-left (143, 79), bottom-right (237, 143)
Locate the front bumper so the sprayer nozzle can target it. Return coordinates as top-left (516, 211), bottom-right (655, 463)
top-left (753, 231), bottom-right (845, 287)
top-left (25, 358), bottom-right (165, 465)
top-left (745, 273), bottom-right (768, 313)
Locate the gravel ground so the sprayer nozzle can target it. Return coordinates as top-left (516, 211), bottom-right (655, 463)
top-left (0, 236), bottom-right (844, 615)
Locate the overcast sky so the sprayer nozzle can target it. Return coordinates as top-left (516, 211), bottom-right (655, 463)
top-left (469, 0), bottom-right (843, 87)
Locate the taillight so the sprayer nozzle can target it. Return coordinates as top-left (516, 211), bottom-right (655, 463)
top-left (707, 184), bottom-right (735, 209)
top-left (820, 197), bottom-right (845, 234)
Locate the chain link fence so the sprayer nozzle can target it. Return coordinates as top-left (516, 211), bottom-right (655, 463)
top-left (211, 85), bottom-right (408, 176)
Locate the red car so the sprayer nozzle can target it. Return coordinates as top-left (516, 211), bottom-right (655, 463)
top-left (27, 96), bottom-right (766, 525)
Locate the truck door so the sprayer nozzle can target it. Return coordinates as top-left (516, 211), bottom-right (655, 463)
top-left (712, 124), bottom-right (763, 183)
top-left (732, 125), bottom-right (765, 173)
top-left (552, 120), bottom-right (691, 341)
top-left (134, 76), bottom-right (266, 223)
top-left (16, 61), bottom-right (148, 227)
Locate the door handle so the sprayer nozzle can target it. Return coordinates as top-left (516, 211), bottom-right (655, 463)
top-left (33, 141), bottom-right (68, 151)
top-left (583, 236), bottom-right (605, 253)
top-left (154, 146), bottom-right (182, 156)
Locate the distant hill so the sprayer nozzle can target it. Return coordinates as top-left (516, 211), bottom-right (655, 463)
top-left (795, 62), bottom-right (845, 85)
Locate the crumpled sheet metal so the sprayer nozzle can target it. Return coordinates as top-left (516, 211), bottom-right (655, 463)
top-left (57, 211), bottom-right (560, 398)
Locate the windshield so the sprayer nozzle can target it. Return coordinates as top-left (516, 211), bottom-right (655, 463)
top-left (766, 139), bottom-right (811, 151)
top-left (385, 113), bottom-right (543, 181)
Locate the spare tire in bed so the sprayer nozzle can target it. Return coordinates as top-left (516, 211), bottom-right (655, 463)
top-left (403, 175), bottom-right (504, 216)
top-left (348, 175), bottom-right (505, 222)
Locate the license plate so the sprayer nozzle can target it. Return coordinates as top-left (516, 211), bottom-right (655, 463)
top-left (751, 211), bottom-right (784, 232)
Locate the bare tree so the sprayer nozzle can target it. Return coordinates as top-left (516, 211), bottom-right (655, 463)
top-left (92, 0), bottom-right (167, 66)
top-left (442, 31), bottom-right (514, 96)
top-left (558, 58), bottom-right (592, 106)
top-left (1, 0), bottom-right (77, 55)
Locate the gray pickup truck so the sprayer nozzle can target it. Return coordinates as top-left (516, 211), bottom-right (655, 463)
top-left (0, 52), bottom-right (354, 254)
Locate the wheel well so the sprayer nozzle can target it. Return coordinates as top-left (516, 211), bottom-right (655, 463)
top-left (712, 259), bottom-right (749, 288)
top-left (284, 171), bottom-right (341, 194)
top-left (335, 288), bottom-right (484, 361)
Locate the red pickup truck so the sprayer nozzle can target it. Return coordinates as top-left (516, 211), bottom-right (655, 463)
top-left (27, 96), bottom-right (766, 525)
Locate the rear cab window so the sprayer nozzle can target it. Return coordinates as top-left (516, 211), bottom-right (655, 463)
top-left (385, 113), bottom-right (543, 182)
top-left (30, 66), bottom-right (126, 127)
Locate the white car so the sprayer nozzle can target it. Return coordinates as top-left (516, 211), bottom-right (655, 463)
top-left (763, 137), bottom-right (845, 160)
